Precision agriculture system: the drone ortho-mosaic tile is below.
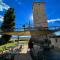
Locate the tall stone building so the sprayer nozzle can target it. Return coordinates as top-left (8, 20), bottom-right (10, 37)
top-left (33, 2), bottom-right (47, 28)
top-left (30, 2), bottom-right (48, 42)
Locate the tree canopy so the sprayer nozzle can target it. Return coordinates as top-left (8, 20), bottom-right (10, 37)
top-left (0, 8), bottom-right (15, 45)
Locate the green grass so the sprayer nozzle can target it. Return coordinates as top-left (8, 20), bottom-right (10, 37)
top-left (0, 41), bottom-right (28, 51)
top-left (0, 42), bottom-right (16, 51)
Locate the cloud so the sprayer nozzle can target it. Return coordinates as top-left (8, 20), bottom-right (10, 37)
top-left (0, 15), bottom-right (4, 22)
top-left (47, 18), bottom-right (60, 23)
top-left (29, 14), bottom-right (33, 21)
top-left (0, 0), bottom-right (10, 11)
top-left (55, 31), bottom-right (60, 36)
top-left (2, 2), bottom-right (10, 10)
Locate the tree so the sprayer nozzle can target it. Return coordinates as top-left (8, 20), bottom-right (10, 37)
top-left (0, 8), bottom-right (15, 44)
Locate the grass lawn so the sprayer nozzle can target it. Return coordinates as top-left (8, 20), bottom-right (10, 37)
top-left (0, 40), bottom-right (28, 51)
top-left (0, 42), bottom-right (17, 51)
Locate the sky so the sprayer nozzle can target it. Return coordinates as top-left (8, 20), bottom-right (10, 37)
top-left (0, 0), bottom-right (60, 36)
top-left (0, 0), bottom-right (60, 27)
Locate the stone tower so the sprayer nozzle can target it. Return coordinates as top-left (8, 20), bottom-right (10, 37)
top-left (30, 2), bottom-right (48, 42)
top-left (33, 2), bottom-right (47, 28)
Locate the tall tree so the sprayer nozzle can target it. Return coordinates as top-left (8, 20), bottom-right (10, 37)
top-left (0, 8), bottom-right (15, 44)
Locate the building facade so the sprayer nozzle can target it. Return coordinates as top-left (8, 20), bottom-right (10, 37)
top-left (30, 2), bottom-right (48, 42)
top-left (33, 2), bottom-right (47, 28)
top-left (50, 36), bottom-right (60, 48)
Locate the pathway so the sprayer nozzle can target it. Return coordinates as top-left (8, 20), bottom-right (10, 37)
top-left (14, 45), bottom-right (32, 60)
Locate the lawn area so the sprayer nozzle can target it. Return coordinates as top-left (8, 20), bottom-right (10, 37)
top-left (0, 40), bottom-right (29, 51)
top-left (0, 42), bottom-right (17, 51)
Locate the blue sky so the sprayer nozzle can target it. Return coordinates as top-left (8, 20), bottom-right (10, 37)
top-left (0, 0), bottom-right (60, 28)
top-left (0, 0), bottom-right (60, 36)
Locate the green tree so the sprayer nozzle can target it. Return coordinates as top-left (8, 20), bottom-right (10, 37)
top-left (0, 8), bottom-right (15, 44)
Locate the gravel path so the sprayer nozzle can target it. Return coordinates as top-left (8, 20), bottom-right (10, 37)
top-left (14, 45), bottom-right (32, 60)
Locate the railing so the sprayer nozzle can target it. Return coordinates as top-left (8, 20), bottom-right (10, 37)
top-left (0, 26), bottom-right (60, 32)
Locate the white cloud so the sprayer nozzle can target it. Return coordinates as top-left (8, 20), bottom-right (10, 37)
top-left (0, 0), bottom-right (10, 11)
top-left (29, 14), bottom-right (33, 21)
top-left (0, 5), bottom-right (3, 11)
top-left (47, 18), bottom-right (60, 23)
top-left (0, 15), bottom-right (4, 22)
top-left (55, 31), bottom-right (60, 36)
